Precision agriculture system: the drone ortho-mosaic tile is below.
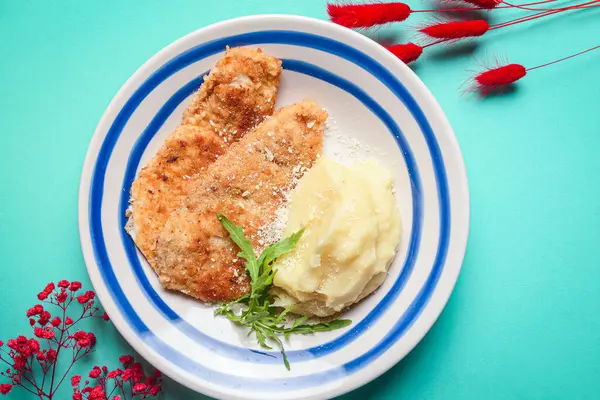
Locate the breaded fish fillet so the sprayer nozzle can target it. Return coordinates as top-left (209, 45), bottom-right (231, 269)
top-left (127, 47), bottom-right (282, 268)
top-left (155, 99), bottom-right (327, 301)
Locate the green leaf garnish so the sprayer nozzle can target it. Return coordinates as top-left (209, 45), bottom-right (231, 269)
top-left (217, 213), bottom-right (259, 282)
top-left (215, 214), bottom-right (352, 370)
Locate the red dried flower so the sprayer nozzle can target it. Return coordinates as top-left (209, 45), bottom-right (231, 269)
top-left (58, 280), bottom-right (70, 288)
top-left (0, 384), bottom-right (12, 395)
top-left (119, 355), bottom-right (134, 366)
top-left (154, 369), bottom-right (162, 378)
top-left (76, 294), bottom-right (89, 304)
top-left (385, 42), bottom-right (424, 64)
top-left (150, 385), bottom-right (161, 395)
top-left (38, 311), bottom-right (51, 326)
top-left (133, 383), bottom-right (147, 393)
top-left (327, 2), bottom-right (411, 28)
top-left (2, 281), bottom-right (116, 399)
top-left (420, 20), bottom-right (490, 40)
top-left (113, 396), bottom-right (122, 400)
top-left (29, 339), bottom-right (40, 353)
top-left (88, 385), bottom-right (106, 400)
top-left (89, 366), bottom-right (102, 379)
top-left (27, 304), bottom-right (44, 317)
top-left (107, 368), bottom-right (123, 379)
top-left (57, 292), bottom-right (69, 303)
top-left (71, 375), bottom-right (81, 387)
top-left (130, 362), bottom-right (144, 383)
top-left (8, 336), bottom-right (26, 352)
top-left (13, 355), bottom-right (26, 370)
top-left (121, 369), bottom-right (133, 382)
top-left (468, 63), bottom-right (527, 94)
top-left (0, 340), bottom-right (3, 347)
top-left (37, 327), bottom-right (55, 339)
top-left (73, 331), bottom-right (96, 348)
top-left (46, 348), bottom-right (57, 361)
top-left (461, 0), bottom-right (502, 8)
top-left (37, 291), bottom-right (50, 301)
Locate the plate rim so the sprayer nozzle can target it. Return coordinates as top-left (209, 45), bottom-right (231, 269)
top-left (78, 14), bottom-right (470, 400)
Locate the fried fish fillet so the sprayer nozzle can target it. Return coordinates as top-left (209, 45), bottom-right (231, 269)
top-left (155, 99), bottom-right (327, 301)
top-left (127, 47), bottom-right (282, 269)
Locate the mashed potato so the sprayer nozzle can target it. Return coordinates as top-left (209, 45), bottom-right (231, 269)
top-left (272, 157), bottom-right (401, 317)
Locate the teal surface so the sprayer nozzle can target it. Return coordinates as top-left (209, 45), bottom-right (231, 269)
top-left (1, 1), bottom-right (599, 399)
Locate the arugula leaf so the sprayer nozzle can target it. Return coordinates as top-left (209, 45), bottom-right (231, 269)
top-left (257, 228), bottom-right (305, 267)
top-left (217, 214), bottom-right (259, 281)
top-left (215, 214), bottom-right (352, 370)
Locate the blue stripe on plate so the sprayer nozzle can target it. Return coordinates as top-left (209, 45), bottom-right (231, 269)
top-left (89, 30), bottom-right (450, 390)
top-left (118, 59), bottom-right (422, 364)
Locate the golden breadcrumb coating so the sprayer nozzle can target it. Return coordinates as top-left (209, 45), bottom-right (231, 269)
top-left (155, 99), bottom-right (327, 301)
top-left (127, 47), bottom-right (282, 269)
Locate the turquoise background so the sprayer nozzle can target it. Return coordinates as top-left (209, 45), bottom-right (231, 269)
top-left (1, 1), bottom-right (599, 399)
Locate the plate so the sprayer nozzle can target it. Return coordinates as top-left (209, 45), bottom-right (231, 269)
top-left (79, 14), bottom-right (469, 400)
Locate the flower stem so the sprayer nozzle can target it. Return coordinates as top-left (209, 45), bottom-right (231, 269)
top-left (47, 305), bottom-right (67, 397)
top-left (527, 44), bottom-right (600, 71)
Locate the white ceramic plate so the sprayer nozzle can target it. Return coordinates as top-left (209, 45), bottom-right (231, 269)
top-left (79, 15), bottom-right (469, 400)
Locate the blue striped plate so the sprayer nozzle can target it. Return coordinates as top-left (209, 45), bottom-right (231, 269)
top-left (78, 15), bottom-right (470, 400)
